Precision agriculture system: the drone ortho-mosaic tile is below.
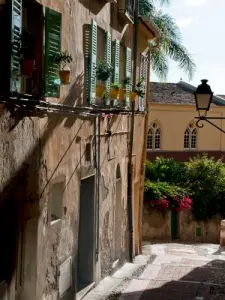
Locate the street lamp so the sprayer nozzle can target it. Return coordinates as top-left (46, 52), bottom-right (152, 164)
top-left (194, 79), bottom-right (225, 133)
top-left (194, 79), bottom-right (213, 115)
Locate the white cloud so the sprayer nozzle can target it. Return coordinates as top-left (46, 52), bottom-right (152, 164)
top-left (185, 0), bottom-right (208, 6)
top-left (176, 17), bottom-right (198, 28)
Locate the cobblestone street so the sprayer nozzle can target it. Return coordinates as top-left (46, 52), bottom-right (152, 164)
top-left (83, 243), bottom-right (225, 300)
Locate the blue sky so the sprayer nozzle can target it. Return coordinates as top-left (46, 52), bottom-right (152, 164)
top-left (151, 0), bottom-right (225, 95)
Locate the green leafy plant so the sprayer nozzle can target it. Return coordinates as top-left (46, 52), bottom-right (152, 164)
top-left (134, 78), bottom-right (145, 97)
top-left (122, 76), bottom-right (131, 86)
top-left (111, 82), bottom-right (121, 90)
top-left (95, 60), bottom-right (113, 82)
top-left (54, 51), bottom-right (73, 70)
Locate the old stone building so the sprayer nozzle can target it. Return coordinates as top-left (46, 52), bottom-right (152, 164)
top-left (0, 0), bottom-right (158, 299)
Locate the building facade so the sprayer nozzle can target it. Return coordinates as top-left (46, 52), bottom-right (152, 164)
top-left (0, 1), bottom-right (158, 300)
top-left (147, 81), bottom-right (225, 162)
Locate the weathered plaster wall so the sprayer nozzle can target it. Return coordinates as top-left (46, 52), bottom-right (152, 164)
top-left (142, 203), bottom-right (222, 243)
top-left (0, 0), bottom-right (152, 298)
top-left (0, 108), bottom-right (40, 300)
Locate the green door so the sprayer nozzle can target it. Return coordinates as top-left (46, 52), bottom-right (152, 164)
top-left (171, 210), bottom-right (179, 240)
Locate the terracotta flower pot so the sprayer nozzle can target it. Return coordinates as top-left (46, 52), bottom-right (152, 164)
top-left (109, 88), bottom-right (119, 99)
top-left (96, 83), bottom-right (105, 98)
top-left (21, 59), bottom-right (35, 76)
top-left (59, 70), bottom-right (70, 84)
top-left (119, 88), bottom-right (126, 101)
top-left (129, 91), bottom-right (137, 102)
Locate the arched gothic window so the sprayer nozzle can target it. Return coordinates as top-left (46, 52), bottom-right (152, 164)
top-left (147, 122), bottom-right (161, 150)
top-left (184, 123), bottom-right (197, 150)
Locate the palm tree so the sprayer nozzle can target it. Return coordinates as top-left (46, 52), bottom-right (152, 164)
top-left (139, 0), bottom-right (196, 80)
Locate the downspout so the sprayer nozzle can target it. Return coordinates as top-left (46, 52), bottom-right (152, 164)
top-left (127, 0), bottom-right (139, 263)
top-left (95, 116), bottom-right (100, 261)
top-left (138, 47), bottom-right (151, 254)
top-left (138, 41), bottom-right (159, 253)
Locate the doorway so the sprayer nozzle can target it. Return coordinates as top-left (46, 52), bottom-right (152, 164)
top-left (77, 175), bottom-right (95, 292)
top-left (171, 210), bottom-right (179, 240)
top-left (114, 165), bottom-right (122, 260)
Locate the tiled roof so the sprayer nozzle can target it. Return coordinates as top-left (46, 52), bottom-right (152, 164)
top-left (150, 81), bottom-right (225, 106)
top-left (150, 82), bottom-right (195, 105)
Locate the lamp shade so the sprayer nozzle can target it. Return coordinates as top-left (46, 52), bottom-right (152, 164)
top-left (194, 79), bottom-right (213, 111)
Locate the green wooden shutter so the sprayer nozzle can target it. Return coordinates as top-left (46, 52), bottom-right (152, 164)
top-left (88, 20), bottom-right (97, 104)
top-left (44, 8), bottom-right (61, 97)
top-left (10, 0), bottom-right (22, 92)
top-left (105, 32), bottom-right (112, 100)
top-left (113, 39), bottom-right (120, 83)
top-left (139, 54), bottom-right (147, 112)
top-left (125, 47), bottom-right (131, 105)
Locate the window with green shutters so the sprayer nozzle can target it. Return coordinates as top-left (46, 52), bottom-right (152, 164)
top-left (125, 47), bottom-right (132, 105)
top-left (139, 53), bottom-right (148, 112)
top-left (10, 0), bottom-right (22, 92)
top-left (88, 20), bottom-right (97, 104)
top-left (105, 31), bottom-right (111, 101)
top-left (113, 40), bottom-right (120, 83)
top-left (44, 8), bottom-right (61, 97)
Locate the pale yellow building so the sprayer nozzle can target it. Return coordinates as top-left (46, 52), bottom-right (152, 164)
top-left (148, 81), bottom-right (225, 161)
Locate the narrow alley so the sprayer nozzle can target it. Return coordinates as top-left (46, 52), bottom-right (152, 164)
top-left (82, 243), bottom-right (225, 300)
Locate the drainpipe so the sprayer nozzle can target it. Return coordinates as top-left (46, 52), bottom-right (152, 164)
top-left (127, 0), bottom-right (139, 263)
top-left (95, 116), bottom-right (101, 261)
top-left (138, 47), bottom-right (151, 254)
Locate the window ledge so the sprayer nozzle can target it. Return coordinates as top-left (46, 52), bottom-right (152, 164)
top-left (106, 0), bottom-right (117, 3)
top-left (118, 9), bottom-right (134, 24)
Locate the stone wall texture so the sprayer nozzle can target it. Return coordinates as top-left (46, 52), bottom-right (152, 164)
top-left (0, 0), bottom-right (153, 299)
top-left (143, 203), bottom-right (222, 243)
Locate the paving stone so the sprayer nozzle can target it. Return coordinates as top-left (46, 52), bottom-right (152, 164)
top-left (83, 243), bottom-right (225, 300)
top-left (112, 263), bottom-right (142, 279)
top-left (139, 264), bottom-right (161, 280)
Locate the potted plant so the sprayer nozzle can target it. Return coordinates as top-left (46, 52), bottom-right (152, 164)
top-left (54, 51), bottom-right (73, 84)
top-left (95, 60), bottom-right (113, 98)
top-left (110, 83), bottom-right (121, 99)
top-left (130, 78), bottom-right (145, 101)
top-left (16, 28), bottom-right (35, 76)
top-left (119, 76), bottom-right (130, 101)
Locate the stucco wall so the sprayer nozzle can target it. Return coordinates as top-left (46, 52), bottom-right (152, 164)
top-left (0, 0), bottom-right (154, 299)
top-left (149, 103), bottom-right (225, 152)
top-left (143, 203), bottom-right (222, 243)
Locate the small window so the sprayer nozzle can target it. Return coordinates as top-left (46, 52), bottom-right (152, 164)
top-left (85, 142), bottom-right (91, 162)
top-left (50, 182), bottom-right (64, 224)
top-left (184, 123), bottom-right (197, 150)
top-left (147, 122), bottom-right (161, 150)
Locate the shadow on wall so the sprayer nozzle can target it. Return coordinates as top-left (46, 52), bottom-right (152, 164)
top-left (116, 259), bottom-right (225, 298)
top-left (0, 102), bottom-right (86, 296)
top-left (79, 0), bottom-right (105, 15)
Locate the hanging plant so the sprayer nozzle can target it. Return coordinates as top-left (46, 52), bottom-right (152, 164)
top-left (110, 82), bottom-right (121, 99)
top-left (95, 60), bottom-right (113, 82)
top-left (54, 51), bottom-right (73, 84)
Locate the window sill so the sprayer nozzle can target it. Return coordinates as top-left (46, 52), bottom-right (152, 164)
top-left (118, 9), bottom-right (134, 24)
top-left (50, 219), bottom-right (61, 226)
top-left (106, 0), bottom-right (117, 3)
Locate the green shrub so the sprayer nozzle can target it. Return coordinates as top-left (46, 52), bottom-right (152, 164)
top-left (144, 180), bottom-right (190, 201)
top-left (145, 157), bottom-right (187, 184)
top-left (145, 154), bottom-right (225, 220)
top-left (186, 154), bottom-right (225, 220)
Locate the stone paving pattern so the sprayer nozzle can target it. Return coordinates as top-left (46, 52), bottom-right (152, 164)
top-left (83, 243), bottom-right (225, 300)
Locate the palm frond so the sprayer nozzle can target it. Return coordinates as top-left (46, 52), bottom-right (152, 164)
top-left (150, 49), bottom-right (169, 80)
top-left (163, 39), bottom-right (196, 80)
top-left (139, 0), bottom-right (196, 80)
